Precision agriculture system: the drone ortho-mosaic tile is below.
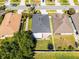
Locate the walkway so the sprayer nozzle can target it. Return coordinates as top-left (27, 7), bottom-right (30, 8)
top-left (49, 16), bottom-right (55, 50)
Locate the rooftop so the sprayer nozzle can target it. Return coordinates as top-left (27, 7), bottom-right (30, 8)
top-left (0, 12), bottom-right (22, 37)
top-left (32, 14), bottom-right (50, 33)
top-left (52, 13), bottom-right (73, 34)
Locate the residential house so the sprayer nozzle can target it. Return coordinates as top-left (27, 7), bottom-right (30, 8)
top-left (32, 14), bottom-right (51, 39)
top-left (0, 12), bottom-right (22, 39)
top-left (52, 13), bottom-right (73, 35)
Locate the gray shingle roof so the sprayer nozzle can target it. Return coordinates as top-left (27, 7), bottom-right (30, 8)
top-left (32, 14), bottom-right (50, 33)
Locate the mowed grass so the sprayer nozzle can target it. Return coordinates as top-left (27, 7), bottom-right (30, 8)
top-left (59, 0), bottom-right (69, 5)
top-left (54, 35), bottom-right (75, 50)
top-left (10, 0), bottom-right (20, 2)
top-left (25, 0), bottom-right (34, 4)
top-left (46, 0), bottom-right (55, 5)
top-left (35, 36), bottom-right (52, 50)
top-left (47, 10), bottom-right (56, 16)
top-left (28, 18), bottom-right (32, 31)
top-left (0, 0), bottom-right (4, 2)
top-left (34, 52), bottom-right (79, 59)
top-left (73, 0), bottom-right (79, 5)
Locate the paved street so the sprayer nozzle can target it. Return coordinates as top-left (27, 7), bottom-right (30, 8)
top-left (6, 5), bottom-right (79, 10)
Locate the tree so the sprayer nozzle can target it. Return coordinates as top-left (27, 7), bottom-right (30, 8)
top-left (0, 31), bottom-right (35, 59)
top-left (68, 45), bottom-right (74, 50)
top-left (67, 8), bottom-right (75, 15)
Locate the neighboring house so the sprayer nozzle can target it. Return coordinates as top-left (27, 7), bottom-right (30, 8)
top-left (71, 13), bottom-right (79, 34)
top-left (0, 12), bottom-right (22, 39)
top-left (33, 0), bottom-right (40, 5)
top-left (32, 14), bottom-right (51, 39)
top-left (52, 13), bottom-right (73, 35)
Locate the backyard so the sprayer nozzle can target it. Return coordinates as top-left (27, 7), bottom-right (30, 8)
top-left (35, 36), bottom-right (53, 50)
top-left (54, 35), bottom-right (75, 50)
top-left (34, 52), bottom-right (79, 59)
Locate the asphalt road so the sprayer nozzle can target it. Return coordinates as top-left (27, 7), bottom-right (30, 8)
top-left (6, 5), bottom-right (79, 10)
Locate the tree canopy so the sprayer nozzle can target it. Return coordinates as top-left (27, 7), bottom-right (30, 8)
top-left (0, 31), bottom-right (34, 59)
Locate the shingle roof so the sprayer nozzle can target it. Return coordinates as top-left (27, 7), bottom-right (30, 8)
top-left (71, 13), bottom-right (79, 33)
top-left (52, 13), bottom-right (73, 34)
top-left (0, 12), bottom-right (22, 37)
top-left (32, 14), bottom-right (51, 33)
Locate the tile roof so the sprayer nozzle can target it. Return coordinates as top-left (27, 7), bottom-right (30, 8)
top-left (71, 13), bottom-right (79, 33)
top-left (52, 13), bottom-right (73, 34)
top-left (0, 12), bottom-right (22, 37)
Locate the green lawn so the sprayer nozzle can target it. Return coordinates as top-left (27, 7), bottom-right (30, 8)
top-left (25, 0), bottom-right (34, 4)
top-left (28, 18), bottom-right (32, 30)
top-left (47, 10), bottom-right (56, 13)
top-left (0, 0), bottom-right (4, 2)
top-left (10, 0), bottom-right (20, 2)
top-left (46, 0), bottom-right (55, 5)
top-left (0, 0), bottom-right (4, 6)
top-left (73, 0), bottom-right (79, 5)
top-left (59, 0), bottom-right (69, 5)
top-left (54, 35), bottom-right (75, 50)
top-left (10, 0), bottom-right (20, 5)
top-left (34, 52), bottom-right (79, 59)
top-left (35, 36), bottom-right (52, 50)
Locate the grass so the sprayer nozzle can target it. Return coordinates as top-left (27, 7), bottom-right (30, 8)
top-left (0, 0), bottom-right (4, 2)
top-left (47, 10), bottom-right (56, 16)
top-left (46, 0), bottom-right (55, 5)
top-left (0, 2), bottom-right (4, 6)
top-left (28, 18), bottom-right (32, 30)
top-left (54, 35), bottom-right (75, 50)
top-left (25, 0), bottom-right (34, 4)
top-left (73, 0), bottom-right (79, 5)
top-left (47, 10), bottom-right (56, 13)
top-left (11, 0), bottom-right (20, 2)
top-left (59, 0), bottom-right (69, 5)
top-left (34, 52), bottom-right (79, 59)
top-left (35, 36), bottom-right (52, 50)
top-left (10, 0), bottom-right (20, 5)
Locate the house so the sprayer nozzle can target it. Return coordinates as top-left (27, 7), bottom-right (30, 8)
top-left (33, 0), bottom-right (40, 5)
top-left (71, 13), bottom-right (79, 34)
top-left (0, 12), bottom-right (22, 39)
top-left (52, 13), bottom-right (73, 35)
top-left (32, 14), bottom-right (51, 39)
